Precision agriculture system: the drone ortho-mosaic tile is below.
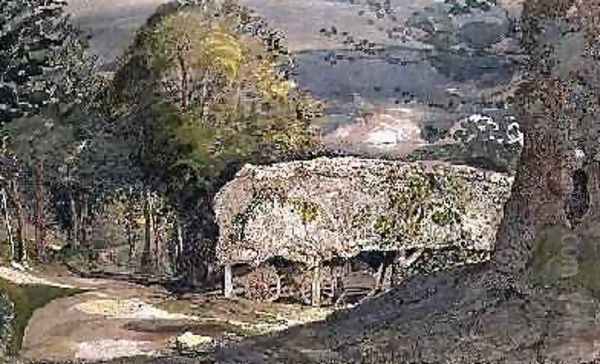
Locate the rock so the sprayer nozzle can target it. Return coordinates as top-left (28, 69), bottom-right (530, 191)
top-left (175, 332), bottom-right (214, 354)
top-left (214, 157), bottom-right (513, 273)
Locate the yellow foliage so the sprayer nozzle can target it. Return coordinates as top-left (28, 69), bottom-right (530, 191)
top-left (138, 6), bottom-right (322, 174)
top-left (251, 60), bottom-right (294, 101)
top-left (150, 11), bottom-right (245, 81)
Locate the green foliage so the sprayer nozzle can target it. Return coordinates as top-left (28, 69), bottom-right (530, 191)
top-left (0, 0), bottom-right (322, 279)
top-left (375, 170), bottom-right (469, 243)
top-left (0, 0), bottom-right (110, 263)
top-left (375, 172), bottom-right (433, 241)
top-left (0, 0), bottom-right (90, 123)
top-left (431, 208), bottom-right (459, 226)
top-left (149, 12), bottom-right (245, 81)
top-left (290, 198), bottom-right (321, 224)
top-left (0, 0), bottom-right (524, 288)
top-left (112, 1), bottom-right (322, 193)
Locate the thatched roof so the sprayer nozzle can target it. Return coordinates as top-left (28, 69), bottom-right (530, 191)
top-left (214, 157), bottom-right (513, 267)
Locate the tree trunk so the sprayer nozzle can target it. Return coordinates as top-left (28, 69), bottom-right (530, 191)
top-left (492, 125), bottom-right (573, 282)
top-left (492, 0), bottom-right (600, 289)
top-left (176, 219), bottom-right (184, 270)
top-left (1, 187), bottom-right (15, 262)
top-left (199, 71), bottom-right (209, 123)
top-left (69, 189), bottom-right (79, 249)
top-left (34, 159), bottom-right (46, 260)
top-left (125, 193), bottom-right (136, 263)
top-left (141, 189), bottom-right (154, 272)
top-left (235, 82), bottom-right (242, 117)
top-left (330, 267), bottom-right (338, 299)
top-left (79, 192), bottom-right (88, 248)
top-left (10, 180), bottom-right (26, 264)
top-left (126, 218), bottom-right (134, 262)
top-left (178, 54), bottom-right (188, 111)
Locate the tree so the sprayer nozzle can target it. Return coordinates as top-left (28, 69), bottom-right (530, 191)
top-left (110, 1), bottom-right (322, 282)
top-left (0, 138), bottom-right (26, 265)
top-left (0, 0), bottom-right (104, 263)
top-left (493, 0), bottom-right (600, 289)
top-left (148, 11), bottom-right (244, 112)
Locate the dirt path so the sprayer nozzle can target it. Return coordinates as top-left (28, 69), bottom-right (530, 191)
top-left (9, 271), bottom-right (181, 362)
top-left (0, 267), bottom-right (332, 362)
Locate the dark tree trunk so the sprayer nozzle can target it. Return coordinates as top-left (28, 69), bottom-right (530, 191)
top-left (10, 180), bottom-right (26, 263)
top-left (492, 112), bottom-right (574, 281)
top-left (492, 0), bottom-right (600, 289)
top-left (178, 55), bottom-right (188, 111)
top-left (34, 159), bottom-right (47, 260)
top-left (79, 192), bottom-right (88, 247)
top-left (1, 187), bottom-right (15, 262)
top-left (125, 191), bottom-right (137, 263)
top-left (126, 217), bottom-right (134, 263)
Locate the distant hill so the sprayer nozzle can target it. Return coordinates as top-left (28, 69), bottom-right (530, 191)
top-left (67, 0), bottom-right (522, 158)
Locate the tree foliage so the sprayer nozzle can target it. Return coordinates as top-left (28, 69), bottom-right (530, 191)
top-left (104, 0), bottom-right (324, 280)
top-left (0, 0), bottom-right (92, 123)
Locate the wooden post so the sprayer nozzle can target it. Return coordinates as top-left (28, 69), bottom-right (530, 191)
top-left (375, 260), bottom-right (385, 293)
top-left (224, 264), bottom-right (234, 299)
top-left (311, 263), bottom-right (321, 307)
top-left (331, 266), bottom-right (338, 299)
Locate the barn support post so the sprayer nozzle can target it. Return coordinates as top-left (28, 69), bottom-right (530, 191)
top-left (224, 264), bottom-right (234, 298)
top-left (374, 260), bottom-right (385, 293)
top-left (311, 262), bottom-right (321, 306)
top-left (331, 266), bottom-right (338, 299)
top-left (275, 274), bottom-right (282, 299)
